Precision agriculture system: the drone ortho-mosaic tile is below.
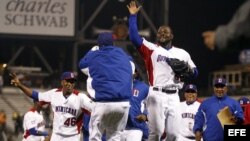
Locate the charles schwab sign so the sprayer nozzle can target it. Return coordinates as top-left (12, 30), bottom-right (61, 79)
top-left (0, 0), bottom-right (75, 36)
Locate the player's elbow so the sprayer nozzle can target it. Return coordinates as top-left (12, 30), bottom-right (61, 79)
top-left (193, 68), bottom-right (198, 78)
top-left (29, 128), bottom-right (37, 135)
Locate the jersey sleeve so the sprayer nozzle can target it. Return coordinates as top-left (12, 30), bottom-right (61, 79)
top-left (38, 89), bottom-right (55, 102)
top-left (79, 56), bottom-right (90, 75)
top-left (128, 14), bottom-right (143, 48)
top-left (138, 39), bottom-right (157, 64)
top-left (23, 112), bottom-right (37, 130)
top-left (184, 51), bottom-right (196, 69)
top-left (231, 101), bottom-right (244, 122)
top-left (79, 46), bottom-right (99, 75)
top-left (193, 103), bottom-right (205, 132)
top-left (79, 93), bottom-right (95, 112)
top-left (244, 105), bottom-right (250, 124)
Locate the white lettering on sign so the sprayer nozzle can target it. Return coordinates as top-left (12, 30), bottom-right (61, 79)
top-left (228, 129), bottom-right (246, 136)
top-left (0, 0), bottom-right (75, 36)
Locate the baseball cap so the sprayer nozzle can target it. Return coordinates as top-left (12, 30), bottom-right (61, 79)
top-left (238, 97), bottom-right (250, 105)
top-left (97, 32), bottom-right (114, 47)
top-left (214, 77), bottom-right (227, 86)
top-left (61, 72), bottom-right (76, 81)
top-left (184, 84), bottom-right (197, 93)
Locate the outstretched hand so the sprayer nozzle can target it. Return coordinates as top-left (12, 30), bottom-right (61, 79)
top-left (202, 31), bottom-right (215, 50)
top-left (9, 72), bottom-right (33, 97)
top-left (9, 73), bottom-right (21, 87)
top-left (127, 1), bottom-right (142, 15)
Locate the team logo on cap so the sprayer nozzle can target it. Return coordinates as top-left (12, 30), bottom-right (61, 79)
top-left (240, 100), bottom-right (244, 105)
top-left (218, 78), bottom-right (223, 83)
top-left (70, 73), bottom-right (74, 78)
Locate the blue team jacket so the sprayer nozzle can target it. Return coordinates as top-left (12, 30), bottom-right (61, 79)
top-left (79, 46), bottom-right (132, 102)
top-left (193, 95), bottom-right (244, 141)
top-left (127, 79), bottom-right (149, 139)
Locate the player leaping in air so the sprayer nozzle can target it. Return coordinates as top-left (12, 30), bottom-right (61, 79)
top-left (127, 1), bottom-right (198, 140)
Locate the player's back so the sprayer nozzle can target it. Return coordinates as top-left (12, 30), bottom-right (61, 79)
top-left (86, 46), bottom-right (133, 101)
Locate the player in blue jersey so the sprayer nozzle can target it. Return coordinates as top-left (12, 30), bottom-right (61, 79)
top-left (121, 66), bottom-right (149, 141)
top-left (79, 32), bottom-right (133, 141)
top-left (82, 114), bottom-right (90, 141)
top-left (193, 78), bottom-right (244, 141)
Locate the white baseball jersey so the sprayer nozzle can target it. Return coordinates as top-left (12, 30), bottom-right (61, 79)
top-left (121, 129), bottom-right (143, 141)
top-left (177, 101), bottom-right (200, 141)
top-left (22, 109), bottom-right (46, 141)
top-left (140, 39), bottom-right (197, 141)
top-left (141, 39), bottom-right (196, 88)
top-left (38, 88), bottom-right (94, 136)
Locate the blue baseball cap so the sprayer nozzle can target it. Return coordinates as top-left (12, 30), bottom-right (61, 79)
top-left (184, 84), bottom-right (197, 92)
top-left (214, 77), bottom-right (227, 86)
top-left (97, 32), bottom-right (114, 47)
top-left (238, 97), bottom-right (250, 105)
top-left (61, 72), bottom-right (76, 80)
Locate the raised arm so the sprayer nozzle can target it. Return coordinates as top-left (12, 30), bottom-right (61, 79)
top-left (10, 73), bottom-right (38, 100)
top-left (202, 0), bottom-right (250, 50)
top-left (127, 1), bottom-right (141, 15)
top-left (127, 1), bottom-right (143, 48)
top-left (215, 0), bottom-right (250, 50)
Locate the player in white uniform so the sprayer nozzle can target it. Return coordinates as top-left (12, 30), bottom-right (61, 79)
top-left (10, 72), bottom-right (94, 141)
top-left (127, 1), bottom-right (198, 140)
top-left (177, 84), bottom-right (201, 141)
top-left (22, 101), bottom-right (48, 141)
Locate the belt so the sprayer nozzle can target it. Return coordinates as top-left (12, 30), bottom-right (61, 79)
top-left (185, 136), bottom-right (195, 140)
top-left (153, 87), bottom-right (177, 94)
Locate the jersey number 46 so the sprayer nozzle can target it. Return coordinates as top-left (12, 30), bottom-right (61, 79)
top-left (64, 117), bottom-right (77, 126)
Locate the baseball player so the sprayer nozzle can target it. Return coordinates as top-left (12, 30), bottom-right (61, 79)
top-left (10, 72), bottom-right (94, 141)
top-left (79, 32), bottom-right (132, 141)
top-left (121, 68), bottom-right (149, 141)
top-left (22, 100), bottom-right (48, 141)
top-left (193, 78), bottom-right (244, 141)
top-left (176, 84), bottom-right (201, 141)
top-left (238, 97), bottom-right (250, 125)
top-left (81, 45), bottom-right (107, 141)
top-left (127, 1), bottom-right (198, 141)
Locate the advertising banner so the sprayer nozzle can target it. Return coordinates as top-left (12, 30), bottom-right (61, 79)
top-left (0, 0), bottom-right (75, 37)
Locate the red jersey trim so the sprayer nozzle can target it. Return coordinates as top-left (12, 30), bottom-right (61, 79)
top-left (55, 88), bottom-right (80, 95)
top-left (23, 130), bottom-right (30, 139)
top-left (139, 44), bottom-right (154, 86)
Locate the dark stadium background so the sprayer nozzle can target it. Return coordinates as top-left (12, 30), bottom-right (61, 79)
top-left (0, 0), bottom-right (246, 94)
